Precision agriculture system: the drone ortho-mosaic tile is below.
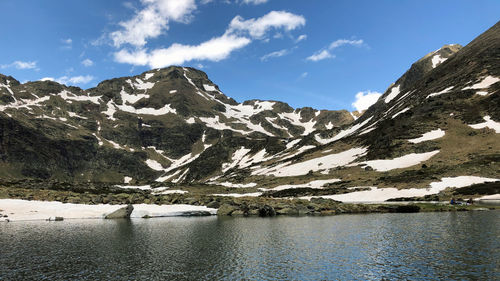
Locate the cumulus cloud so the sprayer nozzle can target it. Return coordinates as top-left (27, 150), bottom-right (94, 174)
top-left (307, 38), bottom-right (364, 62)
top-left (260, 48), bottom-right (290, 61)
top-left (115, 34), bottom-right (250, 68)
top-left (352, 90), bottom-right (382, 112)
top-left (113, 10), bottom-right (305, 68)
top-left (110, 0), bottom-right (196, 47)
top-left (228, 11), bottom-right (305, 39)
top-left (41, 75), bottom-right (94, 86)
top-left (300, 72), bottom-right (308, 79)
top-left (81, 59), bottom-right (94, 67)
top-left (1, 61), bottom-right (38, 69)
top-left (307, 50), bottom-right (334, 62)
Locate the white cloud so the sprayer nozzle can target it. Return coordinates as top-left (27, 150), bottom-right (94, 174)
top-left (81, 59), bottom-right (94, 67)
top-left (110, 0), bottom-right (196, 47)
top-left (242, 0), bottom-right (268, 4)
top-left (329, 39), bottom-right (363, 49)
top-left (113, 10), bottom-right (305, 68)
top-left (300, 72), bottom-right (308, 78)
top-left (295, 34), bottom-right (307, 43)
top-left (306, 50), bottom-right (334, 61)
top-left (260, 48), bottom-right (289, 61)
top-left (1, 61), bottom-right (37, 69)
top-left (228, 11), bottom-right (305, 39)
top-left (61, 38), bottom-right (73, 49)
top-left (114, 34), bottom-right (250, 68)
top-left (53, 75), bottom-right (95, 86)
top-left (307, 38), bottom-right (364, 62)
top-left (352, 90), bottom-right (382, 112)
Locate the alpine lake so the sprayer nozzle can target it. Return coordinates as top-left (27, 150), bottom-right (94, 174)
top-left (1, 211), bottom-right (498, 280)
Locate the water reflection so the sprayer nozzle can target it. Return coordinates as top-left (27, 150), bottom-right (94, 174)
top-left (0, 212), bottom-right (498, 280)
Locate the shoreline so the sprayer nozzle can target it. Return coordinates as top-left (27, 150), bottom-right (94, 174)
top-left (1, 198), bottom-right (498, 222)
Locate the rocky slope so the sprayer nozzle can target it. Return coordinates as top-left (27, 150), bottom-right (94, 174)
top-left (0, 66), bottom-right (352, 183)
top-left (207, 21), bottom-right (500, 200)
top-left (1, 22), bottom-right (499, 204)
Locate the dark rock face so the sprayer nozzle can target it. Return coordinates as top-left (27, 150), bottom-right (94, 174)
top-left (258, 205), bottom-right (276, 217)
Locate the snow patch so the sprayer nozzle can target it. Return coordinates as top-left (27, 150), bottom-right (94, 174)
top-left (145, 159), bottom-right (164, 171)
top-left (203, 84), bottom-right (216, 91)
top-left (427, 86), bottom-right (454, 98)
top-left (0, 199), bottom-right (217, 221)
top-left (154, 189), bottom-right (188, 195)
top-left (350, 112), bottom-right (358, 120)
top-left (408, 129), bottom-right (445, 143)
top-left (462, 76), bottom-right (499, 90)
top-left (0, 95), bottom-right (51, 112)
top-left (212, 192), bottom-right (262, 198)
top-left (68, 111), bottom-right (88, 119)
top-left (469, 116), bottom-right (500, 133)
top-left (116, 185), bottom-right (151, 190)
top-left (429, 176), bottom-right (499, 189)
top-left (316, 176), bottom-right (498, 203)
top-left (253, 147), bottom-right (367, 177)
top-left (384, 85), bottom-right (400, 103)
top-left (130, 204), bottom-right (216, 218)
top-left (216, 182), bottom-right (258, 188)
top-left (392, 107), bottom-right (410, 119)
top-left (58, 90), bottom-right (101, 105)
top-left (260, 179), bottom-right (341, 192)
top-left (315, 117), bottom-right (372, 144)
top-left (431, 54), bottom-right (447, 68)
top-left (356, 150), bottom-right (440, 172)
top-left (0, 199), bottom-right (126, 221)
top-left (144, 73), bottom-right (155, 80)
top-left (325, 122), bottom-right (334, 130)
top-left (120, 87), bottom-right (149, 104)
top-left (221, 147), bottom-right (252, 173)
top-left (102, 101), bottom-right (117, 120)
top-left (132, 78), bottom-right (155, 90)
top-left (285, 139), bottom-right (301, 149)
top-left (278, 111), bottom-right (316, 135)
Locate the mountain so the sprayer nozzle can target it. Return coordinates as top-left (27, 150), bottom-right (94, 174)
top-left (0, 66), bottom-right (353, 183)
top-left (1, 22), bottom-right (499, 203)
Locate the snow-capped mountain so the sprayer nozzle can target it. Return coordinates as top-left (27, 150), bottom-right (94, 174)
top-left (0, 21), bottom-right (499, 202)
top-left (0, 66), bottom-right (352, 183)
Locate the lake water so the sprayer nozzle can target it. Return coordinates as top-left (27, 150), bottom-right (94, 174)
top-left (1, 211), bottom-right (499, 280)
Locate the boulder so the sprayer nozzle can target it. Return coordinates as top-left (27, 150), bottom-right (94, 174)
top-left (217, 204), bottom-right (238, 216)
top-left (258, 205), bottom-right (276, 217)
top-left (47, 216), bottom-right (64, 221)
top-left (105, 204), bottom-right (134, 219)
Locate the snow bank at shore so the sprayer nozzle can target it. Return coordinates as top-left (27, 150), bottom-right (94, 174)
top-left (0, 199), bottom-right (217, 222)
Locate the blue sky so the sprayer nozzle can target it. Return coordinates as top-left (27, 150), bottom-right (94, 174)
top-left (1, 0), bottom-right (499, 111)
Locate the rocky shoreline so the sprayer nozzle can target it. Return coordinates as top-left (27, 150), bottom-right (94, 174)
top-left (1, 181), bottom-right (498, 221)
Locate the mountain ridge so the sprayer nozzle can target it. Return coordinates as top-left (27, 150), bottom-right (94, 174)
top-left (0, 21), bottom-right (499, 205)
